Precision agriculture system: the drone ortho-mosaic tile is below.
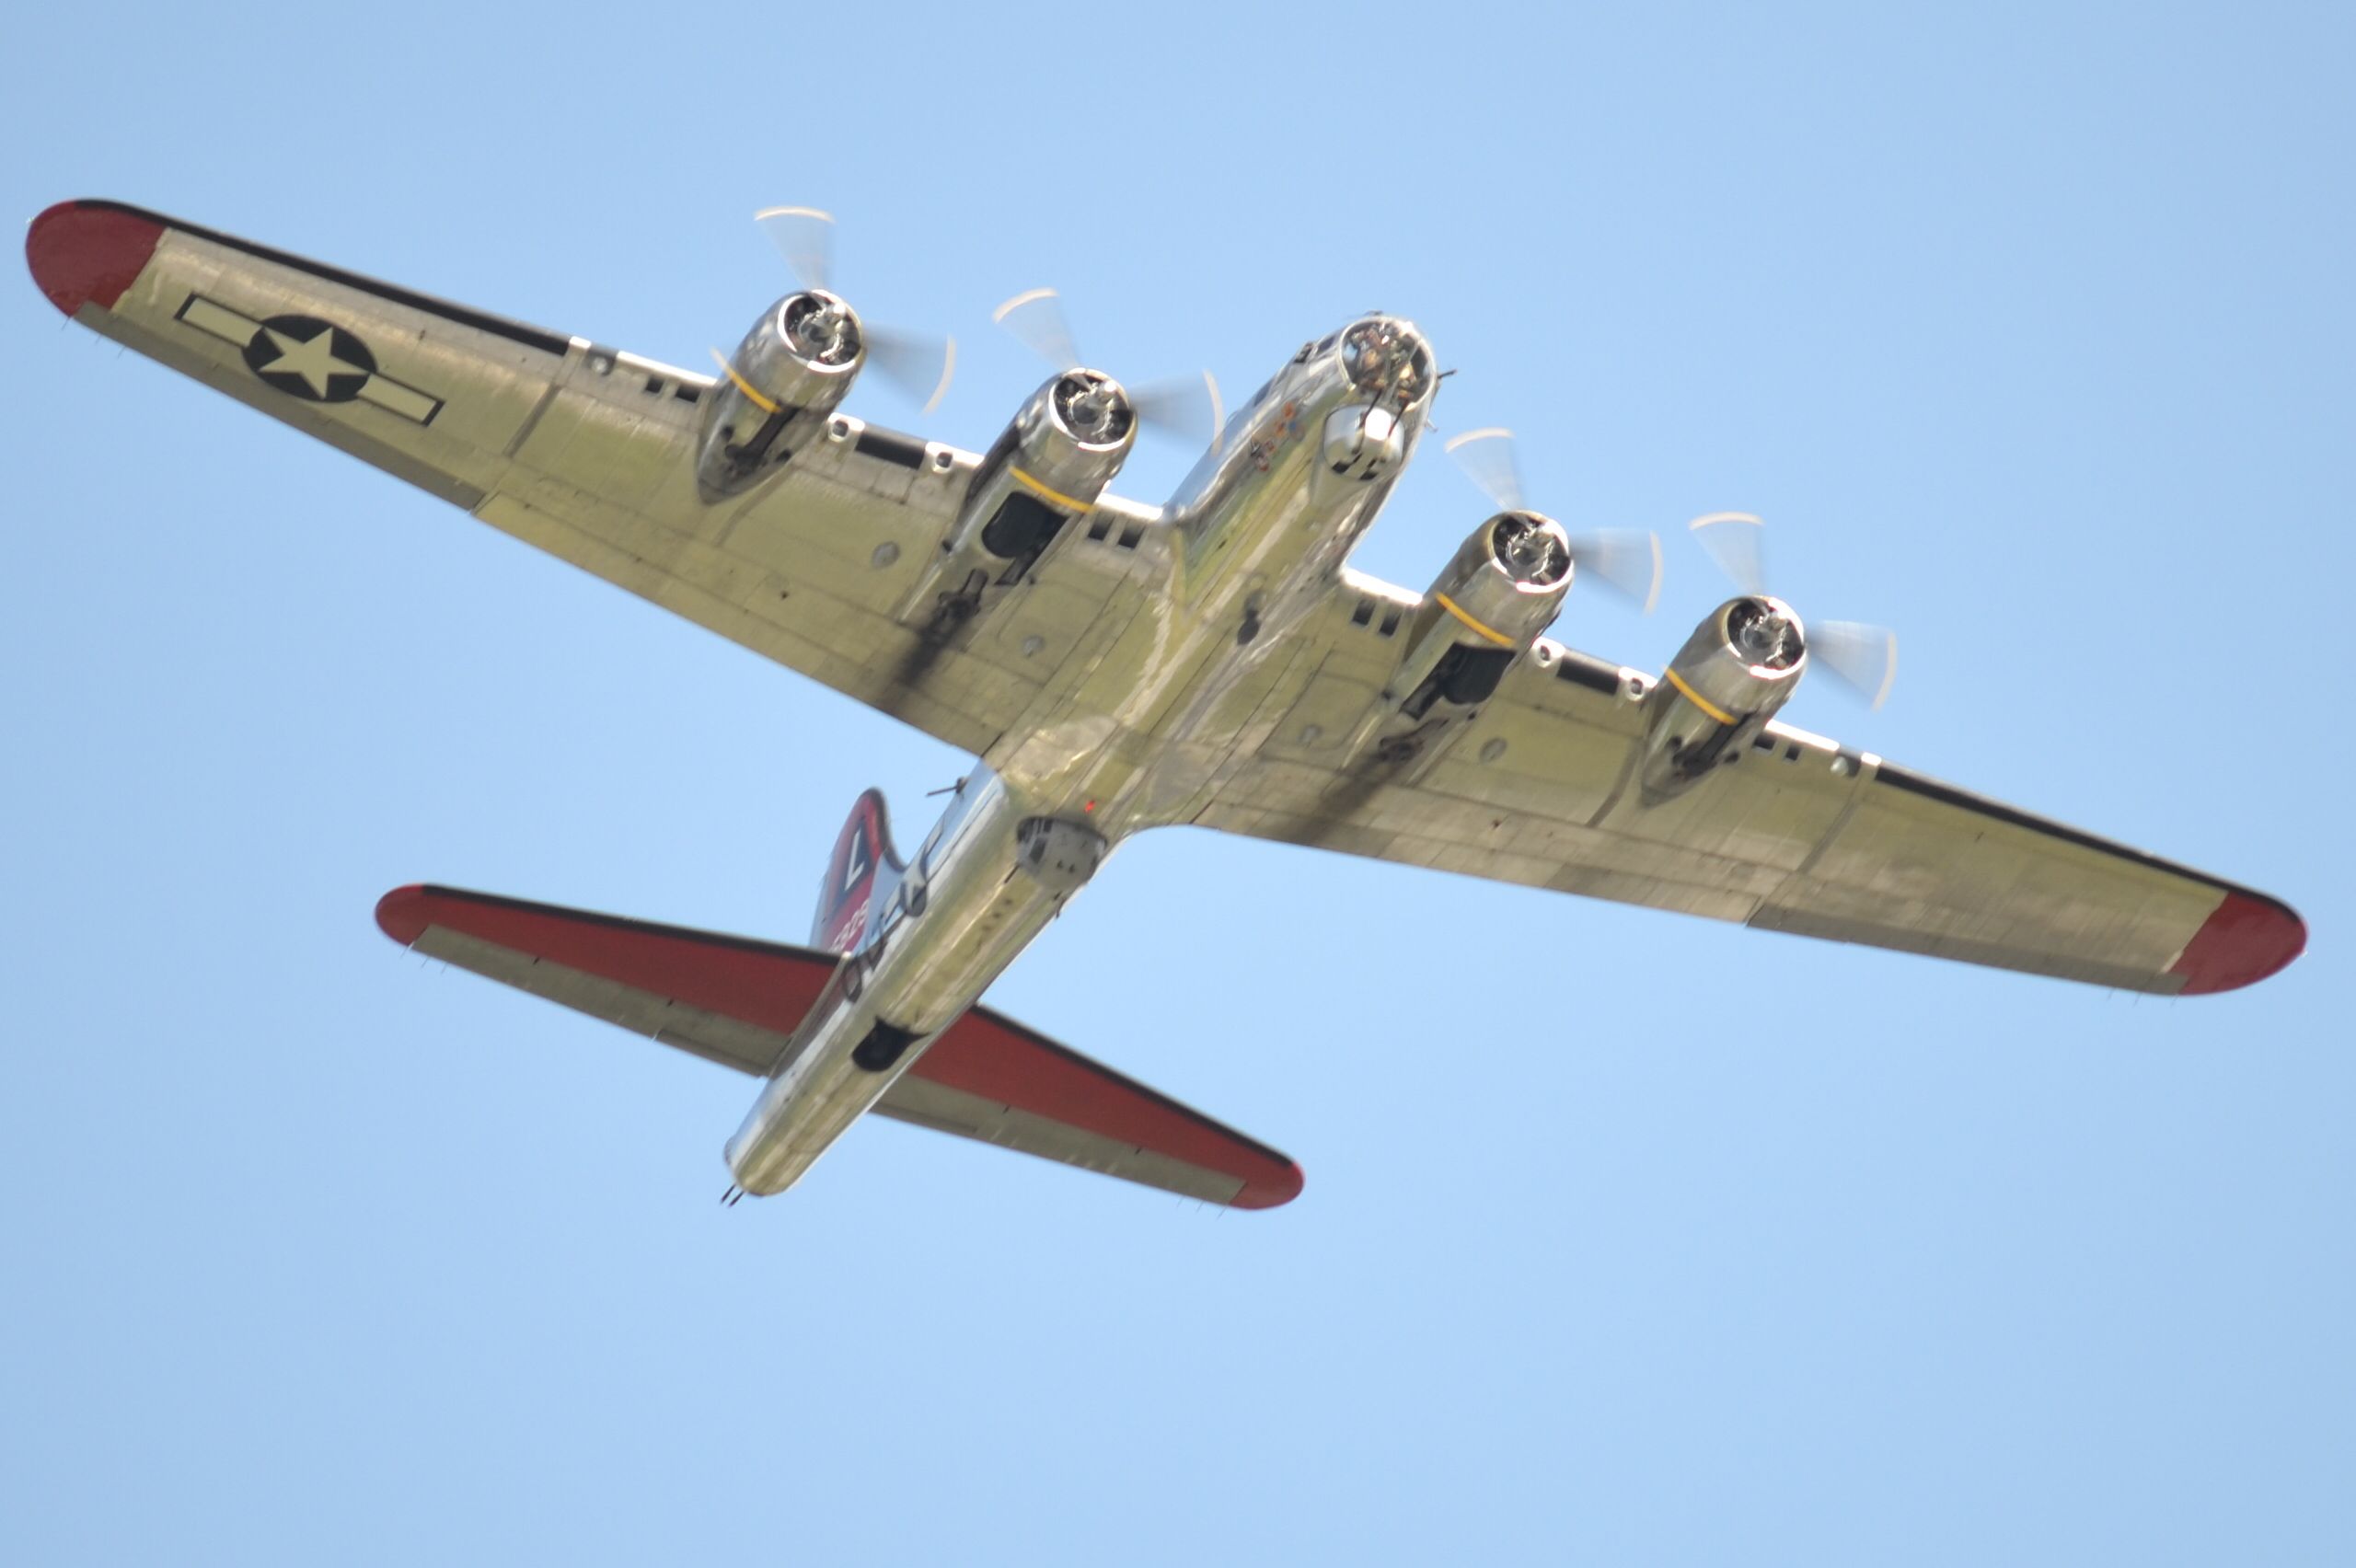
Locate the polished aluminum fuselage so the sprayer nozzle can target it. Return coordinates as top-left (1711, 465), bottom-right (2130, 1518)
top-left (39, 197), bottom-right (2300, 1212)
top-left (987, 330), bottom-right (1429, 826)
top-left (725, 320), bottom-right (1436, 1194)
top-left (725, 767), bottom-right (1075, 1193)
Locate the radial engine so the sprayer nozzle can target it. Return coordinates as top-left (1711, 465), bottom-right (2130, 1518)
top-left (1355, 511), bottom-right (1576, 766)
top-left (897, 369), bottom-right (1138, 637)
top-left (1636, 594), bottom-right (1808, 802)
top-left (696, 290), bottom-right (868, 500)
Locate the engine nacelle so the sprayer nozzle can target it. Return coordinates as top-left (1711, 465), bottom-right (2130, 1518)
top-left (898, 370), bottom-right (1137, 637)
top-left (1636, 594), bottom-right (1807, 802)
top-left (1391, 513), bottom-right (1574, 713)
top-left (1352, 512), bottom-right (1575, 767)
top-left (696, 290), bottom-right (866, 501)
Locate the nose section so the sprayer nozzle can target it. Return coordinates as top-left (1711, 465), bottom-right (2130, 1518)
top-left (1316, 403), bottom-right (1407, 491)
top-left (1339, 316), bottom-right (1435, 407)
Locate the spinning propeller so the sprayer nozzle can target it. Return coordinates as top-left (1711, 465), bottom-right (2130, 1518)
top-left (751, 206), bottom-right (956, 414)
top-left (1687, 511), bottom-right (1899, 709)
top-left (991, 287), bottom-right (1225, 455)
top-left (1441, 427), bottom-right (1664, 612)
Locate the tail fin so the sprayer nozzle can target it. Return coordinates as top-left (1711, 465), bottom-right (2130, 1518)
top-left (812, 789), bottom-right (906, 952)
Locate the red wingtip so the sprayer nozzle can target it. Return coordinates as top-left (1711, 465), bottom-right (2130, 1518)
top-left (1230, 1160), bottom-right (1307, 1211)
top-left (26, 200), bottom-right (164, 317)
top-left (2169, 892), bottom-right (2307, 995)
top-left (375, 884), bottom-right (433, 947)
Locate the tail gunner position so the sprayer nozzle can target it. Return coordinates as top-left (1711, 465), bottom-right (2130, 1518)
top-left (27, 200), bottom-right (2305, 1211)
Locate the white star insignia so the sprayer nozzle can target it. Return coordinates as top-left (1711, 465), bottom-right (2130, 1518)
top-left (253, 324), bottom-right (367, 397)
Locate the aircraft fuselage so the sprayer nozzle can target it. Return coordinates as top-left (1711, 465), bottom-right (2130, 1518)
top-left (723, 317), bottom-right (1436, 1196)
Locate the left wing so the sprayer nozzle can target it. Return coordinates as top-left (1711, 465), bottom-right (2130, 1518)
top-left (27, 199), bottom-right (1162, 756)
top-left (376, 885), bottom-right (1302, 1208)
top-left (1195, 577), bottom-right (2303, 996)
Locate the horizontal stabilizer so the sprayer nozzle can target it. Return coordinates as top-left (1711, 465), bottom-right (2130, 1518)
top-left (376, 886), bottom-right (1301, 1209)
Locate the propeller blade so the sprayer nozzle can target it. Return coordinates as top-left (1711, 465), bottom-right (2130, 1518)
top-left (1565, 529), bottom-right (1664, 614)
top-left (1130, 371), bottom-right (1225, 455)
top-left (1810, 619), bottom-right (1900, 709)
top-left (867, 328), bottom-right (956, 415)
top-left (1444, 428), bottom-right (1656, 607)
top-left (1688, 511), bottom-right (1770, 597)
top-left (754, 205), bottom-right (836, 294)
top-left (750, 210), bottom-right (954, 419)
top-left (1442, 427), bottom-right (1527, 514)
top-left (992, 287), bottom-right (1083, 372)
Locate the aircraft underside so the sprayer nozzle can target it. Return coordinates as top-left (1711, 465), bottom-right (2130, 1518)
top-left (25, 198), bottom-right (2305, 1208)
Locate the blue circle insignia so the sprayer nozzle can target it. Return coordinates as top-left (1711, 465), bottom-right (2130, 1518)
top-left (242, 315), bottom-right (376, 403)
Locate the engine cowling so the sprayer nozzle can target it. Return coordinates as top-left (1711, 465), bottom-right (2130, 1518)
top-left (1637, 594), bottom-right (1807, 802)
top-left (1392, 513), bottom-right (1574, 712)
top-left (898, 370), bottom-right (1138, 636)
top-left (1351, 512), bottom-right (1575, 766)
top-left (696, 290), bottom-right (867, 501)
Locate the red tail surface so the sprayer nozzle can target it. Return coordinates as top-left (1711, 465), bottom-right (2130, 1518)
top-left (811, 789), bottom-right (905, 953)
top-left (375, 883), bottom-right (1305, 1208)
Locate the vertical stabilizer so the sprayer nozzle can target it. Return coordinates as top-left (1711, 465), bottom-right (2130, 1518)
top-left (811, 789), bottom-right (905, 952)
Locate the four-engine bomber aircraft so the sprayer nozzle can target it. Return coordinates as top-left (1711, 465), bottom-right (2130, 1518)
top-left (27, 199), bottom-right (2307, 1210)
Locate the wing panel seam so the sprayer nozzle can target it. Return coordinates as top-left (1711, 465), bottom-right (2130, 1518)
top-left (1872, 761), bottom-right (2271, 904)
top-left (85, 198), bottom-right (575, 355)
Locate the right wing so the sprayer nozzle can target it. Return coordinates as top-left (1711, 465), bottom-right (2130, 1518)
top-left (28, 199), bottom-right (1162, 756)
top-left (1193, 574), bottom-right (2303, 996)
top-left (375, 885), bottom-right (1302, 1209)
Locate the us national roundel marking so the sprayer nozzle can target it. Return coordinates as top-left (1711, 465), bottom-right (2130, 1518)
top-left (241, 315), bottom-right (377, 403)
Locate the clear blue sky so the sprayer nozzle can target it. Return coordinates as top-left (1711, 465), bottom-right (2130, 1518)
top-left (4, 4), bottom-right (2349, 1562)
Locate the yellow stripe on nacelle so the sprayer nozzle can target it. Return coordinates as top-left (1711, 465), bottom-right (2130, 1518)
top-left (1662, 666), bottom-right (1738, 726)
top-left (708, 349), bottom-right (781, 415)
top-left (1009, 467), bottom-right (1091, 513)
top-left (1433, 592), bottom-right (1518, 649)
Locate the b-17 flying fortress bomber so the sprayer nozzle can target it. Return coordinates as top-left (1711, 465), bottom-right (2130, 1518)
top-left (26, 200), bottom-right (2305, 1210)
